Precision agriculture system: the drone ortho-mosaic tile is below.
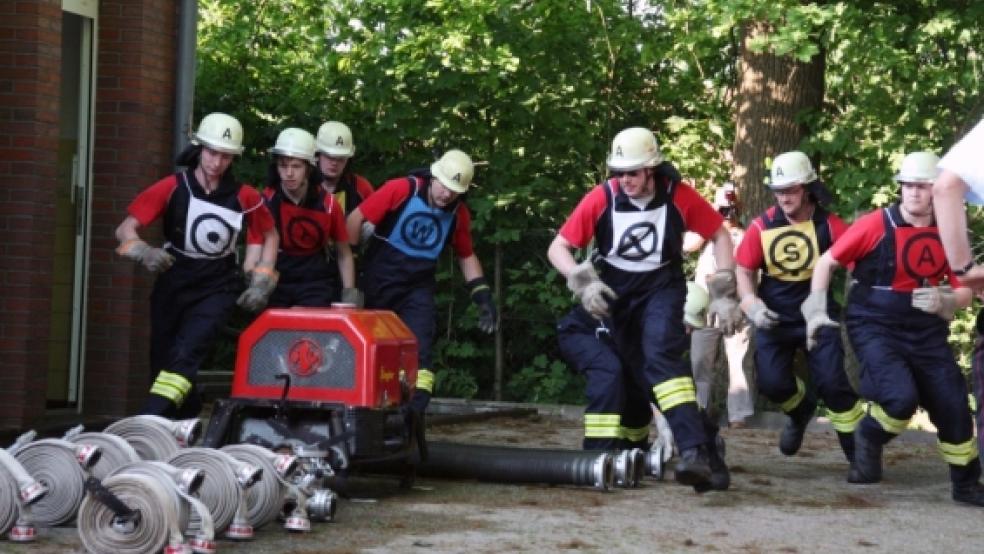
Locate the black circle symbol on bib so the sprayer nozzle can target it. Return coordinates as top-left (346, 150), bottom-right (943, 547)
top-left (901, 231), bottom-right (945, 281)
top-left (286, 216), bottom-right (325, 252)
top-left (400, 213), bottom-right (443, 250)
top-left (190, 214), bottom-right (234, 256)
top-left (767, 229), bottom-right (814, 277)
top-left (617, 222), bottom-right (658, 261)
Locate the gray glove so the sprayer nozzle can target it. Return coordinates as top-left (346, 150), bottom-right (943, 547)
top-left (567, 259), bottom-right (617, 319)
top-left (706, 269), bottom-right (744, 335)
top-left (341, 287), bottom-right (364, 308)
top-left (746, 300), bottom-right (780, 329)
top-left (237, 263), bottom-right (278, 312)
top-left (912, 286), bottom-right (958, 321)
top-left (117, 239), bottom-right (174, 273)
top-left (359, 221), bottom-right (376, 245)
top-left (800, 290), bottom-right (839, 350)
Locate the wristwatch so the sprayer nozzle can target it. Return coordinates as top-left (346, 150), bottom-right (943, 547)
top-left (953, 260), bottom-right (975, 277)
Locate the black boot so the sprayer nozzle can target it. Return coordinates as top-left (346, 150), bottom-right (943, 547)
top-left (837, 431), bottom-right (855, 463)
top-left (951, 459), bottom-right (984, 507)
top-left (779, 398), bottom-right (816, 456)
top-left (675, 445), bottom-right (712, 487)
top-left (847, 427), bottom-right (882, 483)
top-left (695, 435), bottom-right (730, 493)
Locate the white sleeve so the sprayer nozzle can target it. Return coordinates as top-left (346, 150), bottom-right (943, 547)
top-left (939, 118), bottom-right (984, 205)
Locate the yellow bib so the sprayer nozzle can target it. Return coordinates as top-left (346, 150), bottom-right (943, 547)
top-left (760, 220), bottom-right (819, 281)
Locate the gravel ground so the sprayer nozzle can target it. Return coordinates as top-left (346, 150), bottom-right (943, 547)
top-left (6, 407), bottom-right (984, 554)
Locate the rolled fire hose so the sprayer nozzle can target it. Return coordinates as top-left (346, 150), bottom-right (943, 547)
top-left (12, 436), bottom-right (101, 526)
top-left (63, 425), bottom-right (141, 481)
top-left (220, 444), bottom-right (299, 529)
top-left (168, 447), bottom-right (261, 539)
top-left (0, 448), bottom-right (47, 540)
top-left (278, 473), bottom-right (336, 532)
top-left (85, 460), bottom-right (216, 554)
top-left (416, 441), bottom-right (615, 491)
top-left (104, 415), bottom-right (201, 461)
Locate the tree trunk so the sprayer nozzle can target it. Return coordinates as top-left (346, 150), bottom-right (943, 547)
top-left (732, 21), bottom-right (825, 218)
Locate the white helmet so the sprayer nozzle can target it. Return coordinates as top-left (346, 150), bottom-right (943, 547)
top-left (271, 127), bottom-right (316, 164)
top-left (192, 112), bottom-right (244, 155)
top-left (430, 149), bottom-right (474, 193)
top-left (607, 127), bottom-right (664, 171)
top-left (894, 151), bottom-right (940, 183)
top-left (316, 121), bottom-right (356, 158)
top-left (683, 282), bottom-right (709, 328)
top-left (769, 151), bottom-right (817, 190)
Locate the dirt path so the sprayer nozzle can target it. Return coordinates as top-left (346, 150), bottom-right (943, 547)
top-left (8, 412), bottom-right (984, 553)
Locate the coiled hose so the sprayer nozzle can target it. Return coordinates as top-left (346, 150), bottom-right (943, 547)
top-left (63, 426), bottom-right (141, 480)
top-left (83, 460), bottom-right (216, 554)
top-left (0, 448), bottom-right (47, 537)
top-left (12, 437), bottom-right (100, 526)
top-left (104, 415), bottom-right (201, 460)
top-left (167, 447), bottom-right (260, 538)
top-left (220, 444), bottom-right (298, 529)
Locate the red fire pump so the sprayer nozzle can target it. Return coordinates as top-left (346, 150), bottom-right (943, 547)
top-left (201, 306), bottom-right (421, 476)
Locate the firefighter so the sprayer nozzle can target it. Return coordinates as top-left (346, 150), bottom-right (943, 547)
top-left (686, 183), bottom-right (755, 427)
top-left (316, 121), bottom-right (375, 299)
top-left (548, 127), bottom-right (741, 491)
top-left (262, 127), bottom-right (357, 308)
top-left (115, 112), bottom-right (278, 418)
top-left (345, 149), bottom-right (497, 416)
top-left (806, 151), bottom-right (984, 506)
top-left (735, 150), bottom-right (862, 462)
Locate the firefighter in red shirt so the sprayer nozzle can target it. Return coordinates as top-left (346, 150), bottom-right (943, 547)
top-left (345, 150), bottom-right (497, 416)
top-left (549, 127), bottom-right (743, 491)
top-left (115, 112), bottom-right (278, 418)
top-left (807, 151), bottom-right (984, 506)
top-left (262, 127), bottom-right (357, 307)
top-left (735, 151), bottom-right (862, 463)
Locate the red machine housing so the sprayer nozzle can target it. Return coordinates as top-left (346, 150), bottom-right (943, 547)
top-left (231, 307), bottom-right (418, 408)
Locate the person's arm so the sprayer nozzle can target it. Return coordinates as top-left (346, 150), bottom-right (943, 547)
top-left (336, 241), bottom-right (355, 289)
top-left (458, 253), bottom-right (484, 282)
top-left (736, 265), bottom-right (760, 312)
top-left (810, 251), bottom-right (842, 292)
top-left (547, 234), bottom-right (579, 277)
top-left (682, 231), bottom-right (706, 255)
top-left (934, 169), bottom-right (984, 286)
top-left (242, 244), bottom-right (262, 273)
top-left (709, 225), bottom-right (735, 271)
top-left (115, 215), bottom-right (142, 244)
top-left (115, 215), bottom-right (175, 273)
top-left (345, 207), bottom-right (366, 248)
top-left (800, 251), bottom-right (842, 350)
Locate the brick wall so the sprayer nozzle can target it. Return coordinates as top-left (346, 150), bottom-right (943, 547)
top-left (0, 0), bottom-right (63, 430)
top-left (85, 0), bottom-right (177, 418)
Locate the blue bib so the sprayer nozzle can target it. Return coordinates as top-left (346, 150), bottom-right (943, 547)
top-left (384, 194), bottom-right (455, 260)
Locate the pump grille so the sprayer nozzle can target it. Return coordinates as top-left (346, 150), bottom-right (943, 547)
top-left (248, 330), bottom-right (356, 389)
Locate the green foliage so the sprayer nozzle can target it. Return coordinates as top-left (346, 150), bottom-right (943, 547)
top-left (196, 0), bottom-right (983, 403)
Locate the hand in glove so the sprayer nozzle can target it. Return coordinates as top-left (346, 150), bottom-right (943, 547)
top-left (117, 239), bottom-right (174, 273)
top-left (706, 269), bottom-right (744, 335)
top-left (745, 300), bottom-right (780, 329)
top-left (237, 263), bottom-right (278, 312)
top-left (359, 221), bottom-right (376, 246)
top-left (567, 259), bottom-right (617, 320)
top-left (466, 277), bottom-right (498, 333)
top-left (912, 286), bottom-right (958, 321)
top-left (341, 287), bottom-right (364, 308)
top-left (800, 290), bottom-right (839, 350)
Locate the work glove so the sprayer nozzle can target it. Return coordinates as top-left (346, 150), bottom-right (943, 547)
top-left (359, 221), bottom-right (376, 246)
top-left (466, 277), bottom-right (498, 333)
top-left (567, 259), bottom-right (617, 320)
top-left (800, 290), bottom-right (839, 351)
top-left (117, 239), bottom-right (174, 273)
top-left (912, 286), bottom-right (958, 321)
top-left (745, 300), bottom-right (780, 329)
top-left (706, 269), bottom-right (744, 335)
top-left (237, 262), bottom-right (278, 312)
top-left (341, 287), bottom-right (364, 308)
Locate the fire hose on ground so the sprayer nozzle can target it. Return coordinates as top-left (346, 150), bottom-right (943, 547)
top-left (0, 445), bottom-right (47, 541)
top-left (63, 425), bottom-right (142, 480)
top-left (104, 415), bottom-right (201, 461)
top-left (167, 447), bottom-right (261, 540)
top-left (79, 460), bottom-right (216, 554)
top-left (10, 433), bottom-right (101, 527)
top-left (220, 444), bottom-right (300, 530)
